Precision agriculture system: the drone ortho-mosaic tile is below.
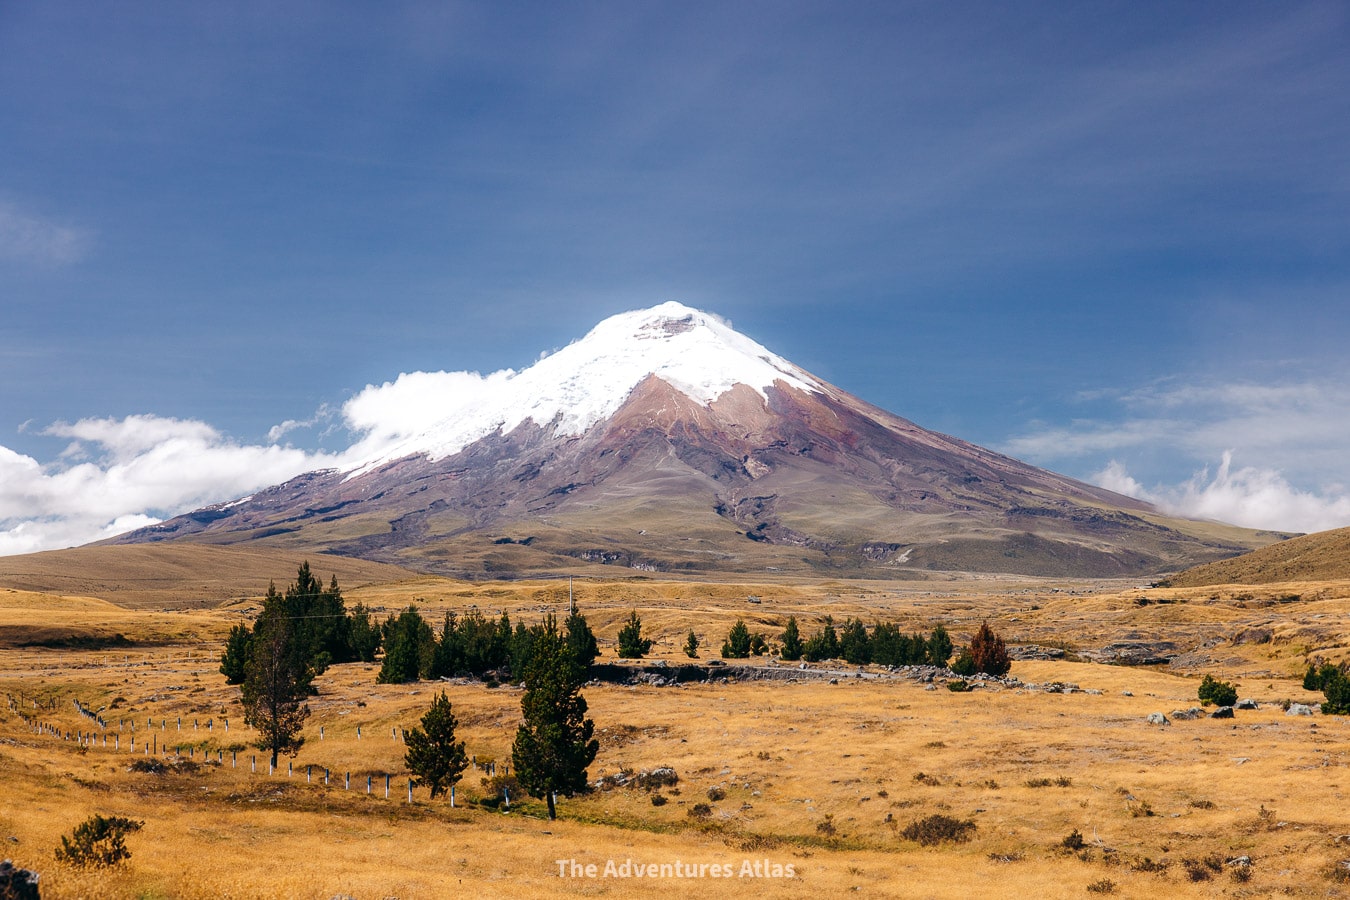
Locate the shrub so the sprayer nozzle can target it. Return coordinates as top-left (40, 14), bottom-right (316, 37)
top-left (55, 814), bottom-right (143, 868)
top-left (1320, 665), bottom-right (1350, 715)
top-left (900, 814), bottom-right (976, 846)
top-left (947, 680), bottom-right (970, 692)
top-left (650, 793), bottom-right (668, 807)
top-left (688, 803), bottom-right (713, 819)
top-left (1062, 829), bottom-right (1085, 850)
top-left (950, 649), bottom-right (977, 677)
top-left (1197, 674), bottom-right (1238, 707)
top-left (683, 630), bottom-right (700, 658)
top-left (1086, 879), bottom-right (1116, 894)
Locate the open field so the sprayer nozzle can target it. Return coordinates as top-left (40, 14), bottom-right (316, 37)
top-left (3, 573), bottom-right (1350, 897)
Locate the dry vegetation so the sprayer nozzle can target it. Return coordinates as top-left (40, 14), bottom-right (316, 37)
top-left (3, 571), bottom-right (1350, 898)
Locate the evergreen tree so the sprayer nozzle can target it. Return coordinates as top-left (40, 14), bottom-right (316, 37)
top-left (950, 649), bottom-right (977, 676)
top-left (780, 616), bottom-right (803, 661)
top-left (348, 601), bottom-right (382, 663)
top-left (970, 621), bottom-right (1011, 677)
top-left (220, 623), bottom-right (251, 685)
top-left (378, 606), bottom-right (434, 684)
top-left (839, 618), bottom-right (871, 665)
top-left (749, 632), bottom-right (769, 656)
top-left (404, 691), bottom-right (469, 799)
top-left (240, 595), bottom-right (311, 768)
top-left (1197, 674), bottom-right (1238, 707)
top-left (511, 614), bottom-right (599, 820)
top-left (927, 625), bottom-right (954, 667)
top-left (683, 630), bottom-right (700, 658)
top-left (564, 607), bottom-right (599, 672)
top-left (803, 616), bottom-right (839, 662)
top-left (510, 620), bottom-right (539, 678)
top-left (1322, 667), bottom-right (1350, 715)
top-left (721, 620), bottom-right (752, 658)
top-left (617, 610), bottom-right (653, 659)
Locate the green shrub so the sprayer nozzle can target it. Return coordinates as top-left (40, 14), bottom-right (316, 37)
top-left (946, 680), bottom-right (970, 692)
top-left (1197, 674), bottom-right (1237, 707)
top-left (1062, 829), bottom-right (1085, 850)
top-left (55, 814), bottom-right (143, 868)
top-left (950, 650), bottom-right (977, 677)
top-left (900, 814), bottom-right (976, 846)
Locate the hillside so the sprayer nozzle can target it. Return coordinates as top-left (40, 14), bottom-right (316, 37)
top-left (1167, 525), bottom-right (1350, 586)
top-left (0, 544), bottom-right (418, 609)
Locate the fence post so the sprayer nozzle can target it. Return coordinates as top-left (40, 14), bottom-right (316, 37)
top-left (252, 755), bottom-right (256, 773)
top-left (307, 765), bottom-right (312, 783)
top-left (357, 726), bottom-right (361, 740)
top-left (385, 774), bottom-right (390, 799)
top-left (233, 750), bottom-right (237, 768)
top-left (451, 785), bottom-right (455, 808)
top-left (367, 775), bottom-right (372, 794)
top-left (325, 768), bottom-right (329, 785)
top-left (504, 787), bottom-right (510, 810)
top-left (345, 772), bottom-right (350, 790)
top-left (289, 761), bottom-right (293, 777)
top-left (408, 780), bottom-right (412, 803)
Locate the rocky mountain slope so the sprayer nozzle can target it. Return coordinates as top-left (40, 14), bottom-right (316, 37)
top-left (111, 303), bottom-right (1282, 578)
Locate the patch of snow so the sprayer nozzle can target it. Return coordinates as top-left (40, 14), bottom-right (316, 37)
top-left (342, 302), bottom-right (820, 476)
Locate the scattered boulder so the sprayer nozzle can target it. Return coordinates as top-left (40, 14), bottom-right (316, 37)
top-left (1236, 698), bottom-right (1259, 710)
top-left (1170, 707), bottom-right (1203, 720)
top-left (1287, 703), bottom-right (1316, 716)
top-left (1210, 706), bottom-right (1235, 719)
top-left (1146, 712), bottom-right (1170, 726)
top-left (0, 860), bottom-right (39, 900)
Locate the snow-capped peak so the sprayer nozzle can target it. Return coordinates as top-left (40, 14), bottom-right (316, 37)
top-left (343, 302), bottom-right (819, 475)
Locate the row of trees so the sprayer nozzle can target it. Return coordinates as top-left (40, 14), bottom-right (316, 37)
top-left (220, 562), bottom-right (380, 688)
top-left (715, 616), bottom-right (1009, 676)
top-left (377, 605), bottom-right (599, 684)
top-left (1304, 662), bottom-right (1350, 714)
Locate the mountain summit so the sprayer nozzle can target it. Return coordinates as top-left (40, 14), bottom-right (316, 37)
top-left (345, 302), bottom-right (818, 476)
top-left (117, 303), bottom-right (1279, 577)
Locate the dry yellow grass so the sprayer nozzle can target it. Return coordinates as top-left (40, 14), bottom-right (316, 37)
top-left (3, 576), bottom-right (1350, 897)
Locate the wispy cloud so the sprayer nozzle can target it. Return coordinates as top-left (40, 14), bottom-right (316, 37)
top-left (0, 201), bottom-right (87, 265)
top-left (1008, 375), bottom-right (1350, 534)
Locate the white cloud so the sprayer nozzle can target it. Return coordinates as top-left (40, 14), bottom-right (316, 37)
top-left (1007, 373), bottom-right (1350, 533)
top-left (1093, 453), bottom-right (1350, 534)
top-left (0, 202), bottom-right (87, 265)
top-left (0, 416), bottom-right (340, 555)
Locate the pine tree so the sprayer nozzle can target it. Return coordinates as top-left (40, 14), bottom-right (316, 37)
top-left (780, 616), bottom-right (804, 661)
top-left (970, 621), bottom-right (1011, 677)
top-left (564, 607), bottom-right (599, 672)
top-left (616, 610), bottom-right (653, 659)
top-left (927, 625), bottom-right (954, 667)
top-left (721, 620), bottom-right (751, 658)
top-left (378, 606), bottom-right (434, 684)
top-left (839, 618), bottom-right (871, 664)
top-left (220, 623), bottom-right (251, 685)
top-left (240, 595), bottom-right (311, 768)
top-left (683, 630), bottom-right (700, 658)
top-left (348, 601), bottom-right (382, 663)
top-left (512, 614), bottom-right (599, 820)
top-left (404, 691), bottom-right (468, 799)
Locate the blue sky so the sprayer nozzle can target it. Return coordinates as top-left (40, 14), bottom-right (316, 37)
top-left (3, 1), bottom-right (1349, 553)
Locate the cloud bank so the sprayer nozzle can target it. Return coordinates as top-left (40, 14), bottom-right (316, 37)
top-left (0, 368), bottom-right (517, 556)
top-left (1008, 376), bottom-right (1350, 534)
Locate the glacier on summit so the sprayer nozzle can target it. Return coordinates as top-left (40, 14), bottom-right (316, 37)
top-left (342, 302), bottom-right (820, 476)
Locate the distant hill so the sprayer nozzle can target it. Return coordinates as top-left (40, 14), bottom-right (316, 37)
top-left (1166, 526), bottom-right (1350, 586)
top-left (0, 544), bottom-right (417, 609)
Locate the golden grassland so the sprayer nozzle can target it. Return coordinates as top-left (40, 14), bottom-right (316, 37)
top-left (3, 575), bottom-right (1350, 898)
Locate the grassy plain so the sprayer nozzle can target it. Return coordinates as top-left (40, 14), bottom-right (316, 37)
top-left (2, 573), bottom-right (1350, 898)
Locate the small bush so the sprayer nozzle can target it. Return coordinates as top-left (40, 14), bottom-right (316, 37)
top-left (913, 772), bottom-right (942, 786)
top-left (947, 680), bottom-right (970, 692)
top-left (706, 785), bottom-right (725, 801)
top-left (688, 803), bottom-right (713, 819)
top-left (816, 814), bottom-right (837, 836)
top-left (1086, 879), bottom-right (1116, 895)
top-left (1130, 857), bottom-right (1168, 874)
top-left (1198, 674), bottom-right (1238, 707)
top-left (1062, 829), bottom-right (1085, 851)
top-left (950, 649), bottom-right (977, 677)
top-left (900, 814), bottom-right (976, 846)
top-left (650, 793), bottom-right (668, 807)
top-left (55, 814), bottom-right (143, 868)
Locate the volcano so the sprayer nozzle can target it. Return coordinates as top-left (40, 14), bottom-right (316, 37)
top-left (113, 302), bottom-right (1278, 577)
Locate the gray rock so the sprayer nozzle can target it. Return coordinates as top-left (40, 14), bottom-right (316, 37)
top-left (1210, 706), bottom-right (1235, 719)
top-left (1146, 712), bottom-right (1170, 725)
top-left (1287, 703), bottom-right (1316, 716)
top-left (0, 860), bottom-right (40, 900)
top-left (1170, 707), bottom-right (1203, 720)
top-left (1121, 690), bottom-right (1134, 697)
top-left (1235, 698), bottom-right (1258, 709)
